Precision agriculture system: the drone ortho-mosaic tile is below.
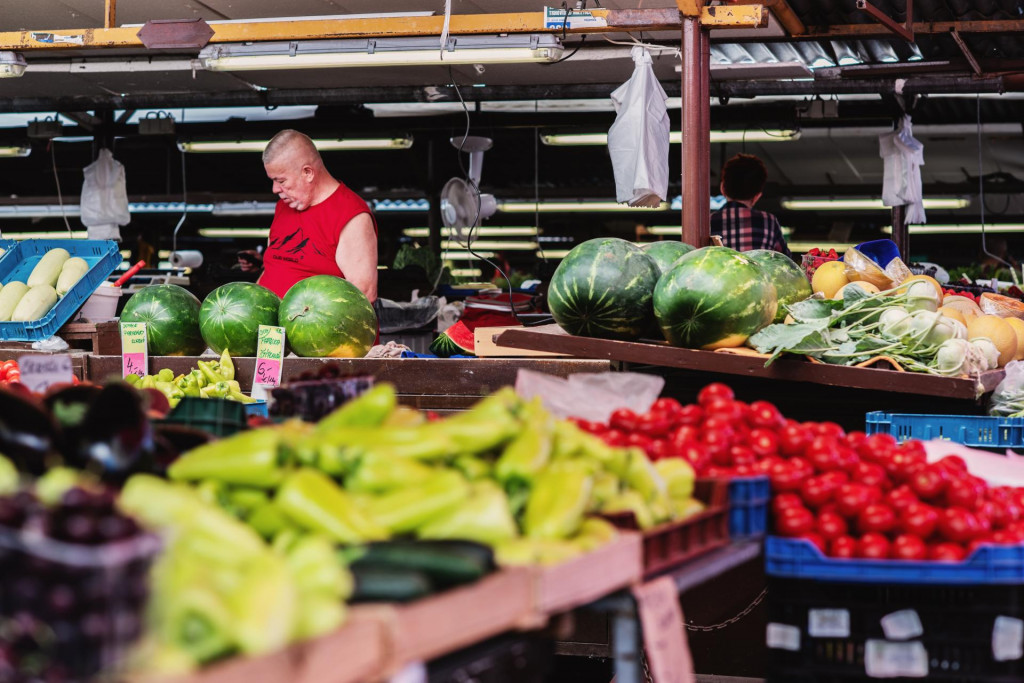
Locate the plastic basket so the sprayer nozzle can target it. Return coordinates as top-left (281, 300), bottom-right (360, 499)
top-left (604, 478), bottom-right (730, 578)
top-left (0, 239), bottom-right (122, 342)
top-left (158, 397), bottom-right (250, 437)
top-left (0, 526), bottom-right (160, 680)
top-left (865, 411), bottom-right (1024, 449)
top-left (766, 576), bottom-right (1024, 683)
top-left (766, 536), bottom-right (1024, 585)
top-left (0, 239), bottom-right (15, 262)
top-left (727, 475), bottom-right (770, 540)
top-left (245, 400), bottom-right (269, 418)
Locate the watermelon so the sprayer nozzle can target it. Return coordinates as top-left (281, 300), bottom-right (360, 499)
top-left (279, 275), bottom-right (377, 358)
top-left (199, 283), bottom-right (282, 356)
top-left (120, 284), bottom-right (205, 356)
top-left (745, 249), bottom-right (812, 323)
top-left (430, 321), bottom-right (475, 357)
top-left (641, 241), bottom-right (696, 275)
top-left (654, 246), bottom-right (777, 349)
top-left (548, 238), bottom-right (660, 341)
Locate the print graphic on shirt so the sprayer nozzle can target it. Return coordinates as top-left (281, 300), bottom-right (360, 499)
top-left (269, 227), bottom-right (327, 258)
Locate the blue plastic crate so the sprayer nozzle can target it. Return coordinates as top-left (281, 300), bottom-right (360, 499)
top-left (727, 475), bottom-right (770, 539)
top-left (0, 239), bottom-right (122, 342)
top-left (866, 410), bottom-right (1024, 449)
top-left (766, 536), bottom-right (1024, 584)
top-left (245, 400), bottom-right (268, 418)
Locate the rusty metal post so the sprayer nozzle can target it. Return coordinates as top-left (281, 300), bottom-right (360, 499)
top-left (891, 204), bottom-right (909, 261)
top-left (105, 0), bottom-right (116, 29)
top-left (681, 17), bottom-right (711, 247)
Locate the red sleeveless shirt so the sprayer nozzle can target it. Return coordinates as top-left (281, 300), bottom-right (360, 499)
top-left (260, 184), bottom-right (373, 298)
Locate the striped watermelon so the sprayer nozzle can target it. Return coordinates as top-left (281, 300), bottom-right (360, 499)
top-left (548, 238), bottom-right (660, 341)
top-left (120, 284), bottom-right (205, 356)
top-left (745, 250), bottom-right (812, 323)
top-left (279, 275), bottom-right (377, 358)
top-left (641, 241), bottom-right (696, 275)
top-left (654, 246), bottom-right (777, 349)
top-left (199, 283), bottom-right (281, 356)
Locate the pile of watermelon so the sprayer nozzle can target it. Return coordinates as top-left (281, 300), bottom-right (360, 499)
top-left (547, 238), bottom-right (811, 350)
top-left (120, 276), bottom-right (377, 358)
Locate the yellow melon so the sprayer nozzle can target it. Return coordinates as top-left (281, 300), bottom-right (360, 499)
top-left (942, 295), bottom-right (983, 323)
top-left (832, 281), bottom-right (881, 300)
top-left (1005, 317), bottom-right (1024, 362)
top-left (811, 261), bottom-right (850, 299)
top-left (900, 274), bottom-right (943, 302)
top-left (967, 315), bottom-right (1018, 367)
top-left (938, 305), bottom-right (966, 327)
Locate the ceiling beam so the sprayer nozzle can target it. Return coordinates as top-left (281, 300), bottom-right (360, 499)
top-left (799, 19), bottom-right (1024, 40)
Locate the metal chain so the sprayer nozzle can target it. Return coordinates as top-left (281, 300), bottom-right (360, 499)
top-left (641, 649), bottom-right (654, 683)
top-left (684, 587), bottom-right (768, 632)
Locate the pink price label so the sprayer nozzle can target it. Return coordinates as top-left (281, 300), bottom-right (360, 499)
top-left (122, 352), bottom-right (147, 378)
top-left (254, 358), bottom-right (282, 387)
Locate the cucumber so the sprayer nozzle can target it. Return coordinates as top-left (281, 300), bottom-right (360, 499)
top-left (350, 540), bottom-right (495, 588)
top-left (27, 249), bottom-right (71, 288)
top-left (55, 257), bottom-right (89, 296)
top-left (11, 284), bottom-right (58, 322)
top-left (0, 282), bottom-right (29, 322)
top-left (350, 566), bottom-right (434, 603)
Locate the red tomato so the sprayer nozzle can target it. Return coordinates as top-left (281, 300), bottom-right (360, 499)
top-left (747, 401), bottom-right (784, 430)
top-left (852, 462), bottom-right (889, 490)
top-left (676, 404), bottom-right (704, 426)
top-left (946, 477), bottom-right (984, 510)
top-left (898, 440), bottom-right (927, 461)
top-left (886, 485), bottom-right (920, 515)
top-left (704, 465), bottom-right (733, 478)
top-left (799, 474), bottom-right (839, 509)
top-left (648, 438), bottom-right (671, 461)
top-left (885, 452), bottom-right (926, 483)
top-left (860, 433), bottom-right (897, 462)
top-left (729, 445), bottom-right (757, 467)
top-left (609, 408), bottom-right (640, 433)
top-left (697, 382), bottom-right (734, 406)
top-left (938, 507), bottom-right (981, 543)
top-left (835, 483), bottom-right (881, 519)
top-left (992, 529), bottom-right (1022, 545)
top-left (994, 500), bottom-right (1022, 528)
top-left (778, 421), bottom-right (812, 457)
top-left (670, 425), bottom-right (700, 449)
top-left (702, 416), bottom-right (735, 434)
top-left (928, 542), bottom-right (966, 562)
top-left (829, 535), bottom-right (857, 559)
top-left (890, 534), bottom-right (928, 561)
top-left (603, 429), bottom-right (628, 447)
top-left (858, 503), bottom-right (896, 534)
top-left (704, 399), bottom-right (748, 424)
top-left (772, 492), bottom-right (804, 515)
top-left (857, 533), bottom-right (891, 559)
top-left (806, 437), bottom-right (842, 473)
top-left (900, 503), bottom-right (939, 539)
top-left (748, 428), bottom-right (780, 458)
top-left (703, 428), bottom-right (734, 465)
top-left (734, 464), bottom-right (756, 476)
top-left (769, 458), bottom-right (812, 493)
top-left (937, 455), bottom-right (967, 473)
top-left (844, 431), bottom-right (869, 453)
top-left (651, 397), bottom-right (682, 415)
top-left (626, 432), bottom-right (653, 453)
top-left (816, 511), bottom-right (848, 540)
top-left (0, 360), bottom-right (16, 379)
top-left (813, 421), bottom-right (846, 441)
top-left (775, 506), bottom-right (815, 537)
top-left (909, 464), bottom-right (948, 501)
top-left (820, 470), bottom-right (850, 487)
top-left (5, 371), bottom-right (21, 383)
top-left (678, 443), bottom-right (710, 473)
top-left (637, 410), bottom-right (673, 438)
top-left (803, 532), bottom-right (827, 554)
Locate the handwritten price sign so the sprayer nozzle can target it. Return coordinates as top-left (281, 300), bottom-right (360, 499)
top-left (631, 577), bottom-right (696, 683)
top-left (120, 322), bottom-right (148, 378)
top-left (252, 325), bottom-right (285, 389)
top-left (18, 355), bottom-right (73, 393)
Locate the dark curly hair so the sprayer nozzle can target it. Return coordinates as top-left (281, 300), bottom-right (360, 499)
top-left (721, 153), bottom-right (768, 201)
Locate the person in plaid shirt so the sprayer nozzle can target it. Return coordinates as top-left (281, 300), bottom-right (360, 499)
top-left (711, 153), bottom-right (793, 260)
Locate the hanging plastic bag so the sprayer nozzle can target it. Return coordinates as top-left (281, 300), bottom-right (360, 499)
top-left (80, 148), bottom-right (130, 241)
top-left (879, 115), bottom-right (926, 224)
top-left (990, 360), bottom-right (1024, 417)
top-left (608, 46), bottom-right (670, 208)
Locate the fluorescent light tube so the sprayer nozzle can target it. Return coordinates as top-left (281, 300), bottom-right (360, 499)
top-left (500, 201), bottom-right (668, 213)
top-left (539, 250), bottom-right (572, 258)
top-left (443, 251), bottom-right (496, 260)
top-left (1, 230), bottom-right (87, 239)
top-left (646, 225), bottom-right (793, 237)
top-left (0, 52), bottom-right (26, 78)
top-left (782, 198), bottom-right (969, 211)
top-left (199, 228), bottom-right (271, 238)
top-left (889, 224), bottom-right (1024, 234)
top-left (180, 137), bottom-right (413, 153)
top-left (0, 146), bottom-right (29, 157)
top-left (441, 240), bottom-right (538, 251)
top-left (540, 130), bottom-right (800, 146)
top-left (451, 268), bottom-right (484, 278)
top-left (404, 226), bottom-right (538, 237)
top-left (786, 241), bottom-right (858, 252)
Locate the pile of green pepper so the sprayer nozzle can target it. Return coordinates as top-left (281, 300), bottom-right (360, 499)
top-left (124, 350), bottom-right (256, 408)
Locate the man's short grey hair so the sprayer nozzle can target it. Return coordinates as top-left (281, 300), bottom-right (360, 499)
top-left (263, 129), bottom-right (321, 166)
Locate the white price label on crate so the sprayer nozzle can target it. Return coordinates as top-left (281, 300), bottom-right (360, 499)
top-left (17, 354), bottom-right (72, 393)
top-left (880, 609), bottom-right (923, 641)
top-left (993, 616), bottom-right (1024, 662)
top-left (864, 640), bottom-right (928, 678)
top-left (808, 608), bottom-right (851, 638)
top-left (766, 623), bottom-right (800, 652)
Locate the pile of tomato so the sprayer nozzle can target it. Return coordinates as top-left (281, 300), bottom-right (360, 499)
top-left (942, 288), bottom-right (981, 303)
top-left (0, 360), bottom-right (20, 385)
top-left (573, 382), bottom-right (1024, 562)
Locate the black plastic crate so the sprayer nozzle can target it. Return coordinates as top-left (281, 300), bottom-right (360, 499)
top-left (766, 577), bottom-right (1024, 682)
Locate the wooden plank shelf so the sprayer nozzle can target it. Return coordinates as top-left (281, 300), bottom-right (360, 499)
top-left (495, 325), bottom-right (1004, 401)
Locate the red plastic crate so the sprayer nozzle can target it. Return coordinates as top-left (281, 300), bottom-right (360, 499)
top-left (605, 478), bottom-right (730, 577)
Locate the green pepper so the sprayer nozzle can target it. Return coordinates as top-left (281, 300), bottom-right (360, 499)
top-left (246, 502), bottom-right (291, 539)
top-left (452, 455), bottom-right (492, 481)
top-left (285, 535), bottom-right (352, 599)
top-left (495, 397), bottom-right (554, 486)
top-left (157, 368), bottom-right (175, 383)
top-left (228, 487), bottom-right (270, 514)
top-left (573, 517), bottom-right (618, 552)
top-left (523, 460), bottom-right (593, 540)
top-left (141, 374), bottom-right (156, 390)
top-left (346, 452), bottom-right (435, 494)
top-left (293, 595), bottom-right (346, 641)
top-left (654, 458), bottom-right (695, 501)
top-left (590, 471), bottom-right (621, 509)
top-left (201, 382), bottom-right (230, 399)
top-left (0, 454), bottom-right (17, 496)
top-left (191, 368), bottom-right (207, 389)
top-left (417, 481), bottom-right (517, 545)
top-left (177, 373), bottom-right (201, 398)
top-left (35, 467), bottom-right (80, 506)
top-left (435, 394), bottom-right (519, 453)
top-left (123, 373), bottom-right (140, 387)
top-left (163, 585), bottom-right (236, 664)
top-left (195, 479), bottom-right (229, 508)
top-left (601, 490), bottom-right (655, 530)
top-left (623, 448), bottom-right (667, 503)
top-left (155, 380), bottom-right (183, 402)
top-left (364, 470), bottom-right (469, 534)
top-left (168, 429), bottom-right (285, 488)
top-left (275, 468), bottom-right (388, 543)
top-left (227, 389), bottom-right (257, 404)
top-left (218, 349), bottom-right (235, 381)
top-left (314, 383), bottom-right (397, 434)
top-left (197, 361), bottom-right (224, 387)
top-left (321, 426), bottom-right (454, 462)
top-left (226, 553), bottom-right (296, 655)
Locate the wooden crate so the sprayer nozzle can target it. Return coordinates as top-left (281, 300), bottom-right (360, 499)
top-left (293, 616), bottom-right (388, 683)
top-left (474, 326), bottom-right (568, 358)
top-left (348, 567), bottom-right (535, 677)
top-left (530, 532), bottom-right (644, 616)
top-left (58, 321), bottom-right (120, 355)
top-left (148, 642), bottom-right (298, 683)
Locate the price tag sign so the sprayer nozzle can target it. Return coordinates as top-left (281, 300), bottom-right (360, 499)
top-left (253, 325), bottom-right (286, 389)
top-left (631, 577), bottom-right (696, 683)
top-left (120, 322), bottom-right (148, 378)
top-left (17, 354), bottom-right (72, 393)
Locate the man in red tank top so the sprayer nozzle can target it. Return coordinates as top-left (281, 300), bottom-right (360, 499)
top-left (258, 130), bottom-right (378, 302)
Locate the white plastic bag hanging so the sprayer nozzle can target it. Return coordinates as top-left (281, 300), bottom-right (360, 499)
top-left (879, 115), bottom-right (926, 224)
top-left (608, 46), bottom-right (670, 208)
top-left (80, 148), bottom-right (130, 241)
